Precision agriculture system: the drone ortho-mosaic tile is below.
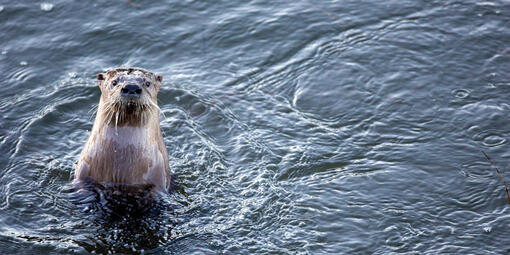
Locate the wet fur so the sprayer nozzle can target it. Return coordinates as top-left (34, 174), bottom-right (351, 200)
top-left (75, 68), bottom-right (170, 191)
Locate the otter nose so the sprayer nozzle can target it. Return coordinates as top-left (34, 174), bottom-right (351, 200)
top-left (121, 84), bottom-right (142, 96)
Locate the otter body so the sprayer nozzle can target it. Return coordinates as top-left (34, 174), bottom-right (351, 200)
top-left (75, 68), bottom-right (170, 191)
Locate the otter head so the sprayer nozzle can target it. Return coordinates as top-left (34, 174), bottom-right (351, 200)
top-left (96, 68), bottom-right (163, 127)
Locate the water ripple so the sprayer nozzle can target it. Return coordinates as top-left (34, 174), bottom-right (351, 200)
top-left (473, 130), bottom-right (507, 147)
top-left (1, 0), bottom-right (510, 253)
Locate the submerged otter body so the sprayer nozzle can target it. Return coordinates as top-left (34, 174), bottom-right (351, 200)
top-left (75, 68), bottom-right (170, 191)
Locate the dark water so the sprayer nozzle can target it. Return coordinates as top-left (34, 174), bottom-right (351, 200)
top-left (1, 0), bottom-right (510, 253)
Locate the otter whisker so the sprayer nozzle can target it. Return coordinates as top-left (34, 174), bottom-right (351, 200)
top-left (140, 110), bottom-right (144, 126)
top-left (147, 99), bottom-right (165, 121)
top-left (158, 108), bottom-right (167, 122)
top-left (104, 101), bottom-right (116, 127)
top-left (104, 105), bottom-right (113, 126)
top-left (88, 104), bottom-right (99, 121)
top-left (149, 100), bottom-right (160, 112)
top-left (88, 105), bottom-right (98, 114)
top-left (115, 112), bottom-right (119, 132)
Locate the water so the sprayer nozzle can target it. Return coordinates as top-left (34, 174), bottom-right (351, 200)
top-left (1, 0), bottom-right (510, 253)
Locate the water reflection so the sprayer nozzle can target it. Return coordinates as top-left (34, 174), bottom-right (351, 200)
top-left (66, 181), bottom-right (180, 253)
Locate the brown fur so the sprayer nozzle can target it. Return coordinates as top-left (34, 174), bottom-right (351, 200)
top-left (75, 68), bottom-right (170, 191)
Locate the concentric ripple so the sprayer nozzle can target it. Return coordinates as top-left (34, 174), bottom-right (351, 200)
top-left (0, 0), bottom-right (510, 254)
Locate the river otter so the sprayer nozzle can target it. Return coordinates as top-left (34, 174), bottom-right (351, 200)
top-left (74, 68), bottom-right (170, 191)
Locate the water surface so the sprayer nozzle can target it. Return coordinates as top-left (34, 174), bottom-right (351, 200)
top-left (1, 0), bottom-right (510, 253)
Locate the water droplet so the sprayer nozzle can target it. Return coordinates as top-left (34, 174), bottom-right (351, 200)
top-left (452, 89), bottom-right (470, 99)
top-left (19, 61), bottom-right (28, 66)
top-left (1, 50), bottom-right (6, 55)
top-left (40, 3), bottom-right (54, 12)
top-left (483, 226), bottom-right (491, 233)
top-left (0, 6), bottom-right (4, 13)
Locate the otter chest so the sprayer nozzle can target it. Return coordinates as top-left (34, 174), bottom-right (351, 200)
top-left (85, 126), bottom-right (165, 186)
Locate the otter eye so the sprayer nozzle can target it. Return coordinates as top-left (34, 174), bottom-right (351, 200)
top-left (112, 80), bottom-right (118, 86)
top-left (145, 81), bottom-right (151, 87)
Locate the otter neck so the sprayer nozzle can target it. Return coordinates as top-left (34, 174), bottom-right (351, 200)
top-left (92, 107), bottom-right (162, 148)
top-left (97, 97), bottom-right (158, 127)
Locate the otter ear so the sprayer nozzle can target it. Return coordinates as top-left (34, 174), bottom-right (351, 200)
top-left (155, 75), bottom-right (163, 90)
top-left (97, 73), bottom-right (105, 87)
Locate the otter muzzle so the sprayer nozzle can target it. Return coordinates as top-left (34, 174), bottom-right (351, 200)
top-left (121, 84), bottom-right (142, 98)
